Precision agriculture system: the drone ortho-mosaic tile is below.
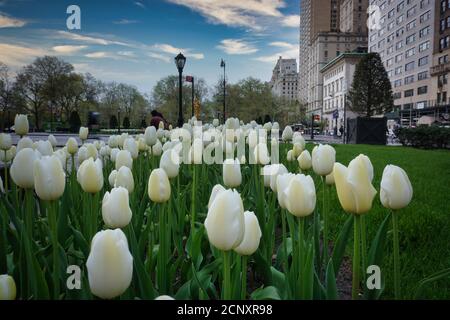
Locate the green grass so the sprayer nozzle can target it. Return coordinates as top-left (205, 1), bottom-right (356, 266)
top-left (302, 143), bottom-right (450, 299)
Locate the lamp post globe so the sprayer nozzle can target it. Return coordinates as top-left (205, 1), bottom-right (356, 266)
top-left (175, 53), bottom-right (186, 128)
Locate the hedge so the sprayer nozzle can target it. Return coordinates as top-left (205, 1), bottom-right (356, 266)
top-left (396, 125), bottom-right (450, 149)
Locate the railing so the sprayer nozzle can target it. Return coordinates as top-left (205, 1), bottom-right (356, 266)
top-left (430, 62), bottom-right (450, 76)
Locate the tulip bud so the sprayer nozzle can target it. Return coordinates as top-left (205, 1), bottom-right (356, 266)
top-left (205, 189), bottom-right (245, 251)
top-left (0, 274), bottom-right (16, 300)
top-left (100, 146), bottom-right (111, 159)
top-left (53, 149), bottom-right (67, 170)
top-left (284, 174), bottom-right (316, 217)
top-left (325, 171), bottom-right (335, 185)
top-left (159, 121), bottom-right (165, 130)
top-left (108, 170), bottom-right (117, 187)
top-left (269, 164), bottom-right (288, 192)
top-left (48, 134), bottom-right (57, 148)
top-left (36, 140), bottom-right (53, 156)
top-left (86, 229), bottom-right (133, 299)
top-left (276, 173), bottom-right (296, 209)
top-left (77, 158), bottom-right (104, 193)
top-left (312, 144), bottom-right (335, 176)
top-left (0, 133), bottom-right (12, 150)
top-left (254, 143), bottom-right (270, 165)
top-left (248, 130), bottom-right (257, 148)
top-left (282, 126), bottom-right (293, 141)
top-left (148, 168), bottom-right (171, 203)
top-left (144, 126), bottom-right (157, 146)
top-left (223, 158), bottom-right (242, 188)
top-left (212, 119), bottom-right (219, 127)
top-left (123, 137), bottom-right (138, 159)
top-left (0, 147), bottom-right (14, 163)
top-left (16, 137), bottom-right (34, 153)
top-left (115, 150), bottom-right (133, 170)
top-left (10, 148), bottom-right (41, 189)
top-left (110, 148), bottom-right (120, 163)
top-left (0, 176), bottom-right (4, 194)
top-left (79, 127), bottom-right (89, 141)
top-left (262, 165), bottom-right (272, 187)
top-left (233, 211), bottom-right (262, 256)
top-left (333, 158), bottom-right (377, 214)
top-left (34, 155), bottom-right (66, 201)
top-left (298, 150), bottom-right (312, 171)
top-left (114, 166), bottom-right (134, 193)
top-left (14, 114), bottom-right (29, 136)
top-left (160, 149), bottom-right (180, 179)
top-left (108, 135), bottom-right (119, 148)
top-left (208, 184), bottom-right (226, 209)
top-left (102, 187), bottom-right (132, 228)
top-left (152, 140), bottom-right (163, 156)
top-left (380, 165), bottom-right (413, 210)
top-left (66, 137), bottom-right (78, 155)
top-left (286, 149), bottom-right (295, 162)
top-left (86, 143), bottom-right (98, 160)
top-left (155, 295), bottom-right (175, 300)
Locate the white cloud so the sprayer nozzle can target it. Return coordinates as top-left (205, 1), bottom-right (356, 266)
top-left (114, 19), bottom-right (140, 25)
top-left (217, 39), bottom-right (258, 55)
top-left (281, 14), bottom-right (300, 28)
top-left (254, 41), bottom-right (298, 63)
top-left (117, 51), bottom-right (136, 57)
top-left (0, 12), bottom-right (26, 28)
top-left (0, 43), bottom-right (46, 66)
top-left (148, 52), bottom-right (170, 63)
top-left (85, 51), bottom-right (111, 59)
top-left (52, 45), bottom-right (87, 54)
top-left (165, 0), bottom-right (285, 31)
top-left (151, 43), bottom-right (204, 60)
top-left (56, 31), bottom-right (130, 46)
top-left (134, 1), bottom-right (146, 9)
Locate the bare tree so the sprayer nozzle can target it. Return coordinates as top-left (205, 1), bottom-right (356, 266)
top-left (0, 62), bottom-right (14, 130)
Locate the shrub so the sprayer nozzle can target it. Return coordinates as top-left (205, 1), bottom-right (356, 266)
top-left (110, 115), bottom-right (118, 129)
top-left (69, 111), bottom-right (81, 133)
top-left (396, 125), bottom-right (450, 149)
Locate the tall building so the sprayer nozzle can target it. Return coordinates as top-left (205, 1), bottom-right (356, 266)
top-left (299, 0), bottom-right (368, 119)
top-left (368, 0), bottom-right (435, 124)
top-left (270, 56), bottom-right (298, 101)
top-left (431, 0), bottom-right (450, 106)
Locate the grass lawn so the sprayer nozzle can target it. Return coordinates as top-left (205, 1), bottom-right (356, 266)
top-left (303, 143), bottom-right (450, 299)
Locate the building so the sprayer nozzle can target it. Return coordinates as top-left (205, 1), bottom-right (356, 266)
top-left (321, 52), bottom-right (366, 134)
top-left (270, 56), bottom-right (298, 101)
top-left (299, 0), bottom-right (368, 120)
top-left (368, 0), bottom-right (435, 126)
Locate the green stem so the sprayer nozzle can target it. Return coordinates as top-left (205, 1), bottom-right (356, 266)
top-left (322, 176), bottom-right (328, 264)
top-left (360, 215), bottom-right (367, 282)
top-left (392, 211), bottom-right (401, 299)
top-left (241, 255), bottom-right (247, 300)
top-left (352, 214), bottom-right (361, 300)
top-left (281, 209), bottom-right (288, 273)
top-left (191, 164), bottom-right (196, 231)
top-left (25, 189), bottom-right (33, 238)
top-left (298, 217), bottom-right (304, 298)
top-left (4, 150), bottom-right (8, 193)
top-left (158, 203), bottom-right (167, 294)
top-left (222, 250), bottom-right (231, 300)
top-left (48, 200), bottom-right (60, 299)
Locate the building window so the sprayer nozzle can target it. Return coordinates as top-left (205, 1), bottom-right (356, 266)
top-left (406, 34), bottom-right (416, 45)
top-left (405, 48), bottom-right (415, 58)
top-left (419, 41), bottom-right (430, 52)
top-left (397, 14), bottom-right (404, 25)
top-left (442, 1), bottom-right (447, 13)
top-left (420, 11), bottom-right (431, 23)
top-left (419, 26), bottom-right (430, 38)
top-left (418, 71), bottom-right (428, 80)
top-left (407, 6), bottom-right (416, 18)
top-left (418, 56), bottom-right (428, 66)
top-left (441, 19), bottom-right (446, 32)
top-left (395, 66), bottom-right (402, 75)
top-left (397, 1), bottom-right (404, 11)
top-left (438, 74), bottom-right (448, 86)
top-left (393, 92), bottom-right (402, 100)
top-left (386, 58), bottom-right (393, 67)
top-left (396, 27), bottom-right (404, 37)
top-left (388, 9), bottom-right (395, 19)
top-left (394, 79), bottom-right (402, 87)
top-left (404, 89), bottom-right (414, 97)
top-left (417, 86), bottom-right (427, 95)
top-left (405, 75), bottom-right (414, 84)
top-left (406, 20), bottom-right (416, 31)
top-left (439, 55), bottom-right (449, 64)
top-left (396, 40), bottom-right (403, 50)
top-left (395, 54), bottom-right (403, 63)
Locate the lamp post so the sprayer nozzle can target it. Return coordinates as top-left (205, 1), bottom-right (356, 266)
top-left (118, 108), bottom-right (121, 134)
top-left (221, 59), bottom-right (226, 124)
top-left (343, 94), bottom-right (347, 144)
top-left (175, 53), bottom-right (187, 128)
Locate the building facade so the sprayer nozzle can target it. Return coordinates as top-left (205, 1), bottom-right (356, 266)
top-left (431, 0), bottom-right (450, 106)
top-left (299, 0), bottom-right (368, 120)
top-left (270, 57), bottom-right (298, 101)
top-left (368, 0), bottom-right (435, 126)
top-left (321, 52), bottom-right (365, 134)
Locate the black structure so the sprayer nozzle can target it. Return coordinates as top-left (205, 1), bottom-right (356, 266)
top-left (346, 117), bottom-right (387, 145)
top-left (175, 52), bottom-right (186, 128)
top-left (221, 59), bottom-right (226, 124)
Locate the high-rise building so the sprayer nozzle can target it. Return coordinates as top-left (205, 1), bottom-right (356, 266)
top-left (368, 0), bottom-right (435, 122)
top-left (299, 0), bottom-right (368, 119)
top-left (270, 56), bottom-right (298, 101)
top-left (431, 0), bottom-right (450, 106)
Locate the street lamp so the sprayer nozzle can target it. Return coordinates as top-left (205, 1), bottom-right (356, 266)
top-left (175, 52), bottom-right (187, 128)
top-left (220, 59), bottom-right (226, 124)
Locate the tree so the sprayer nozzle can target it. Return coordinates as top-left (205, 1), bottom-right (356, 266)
top-left (348, 53), bottom-right (394, 117)
top-left (53, 73), bottom-right (85, 123)
top-left (123, 116), bottom-right (130, 129)
top-left (0, 62), bottom-right (14, 130)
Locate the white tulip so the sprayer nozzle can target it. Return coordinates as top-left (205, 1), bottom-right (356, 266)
top-left (160, 149), bottom-right (180, 179)
top-left (223, 158), bottom-right (242, 188)
top-left (102, 187), bottom-right (132, 228)
top-left (282, 126), bottom-right (293, 141)
top-left (0, 274), bottom-right (16, 300)
top-left (208, 184), bottom-right (226, 209)
top-left (276, 173), bottom-right (296, 209)
top-left (234, 211), bottom-right (262, 256)
top-left (312, 144), bottom-right (335, 176)
top-left (77, 158), bottom-right (104, 193)
top-left (48, 134), bottom-right (57, 148)
top-left (34, 155), bottom-right (66, 201)
top-left (16, 137), bottom-right (34, 153)
top-left (79, 127), bottom-right (89, 141)
top-left (108, 135), bottom-right (119, 148)
top-left (110, 148), bottom-right (120, 163)
top-left (380, 165), bottom-right (413, 210)
top-left (36, 140), bottom-right (53, 156)
top-left (152, 140), bottom-right (163, 156)
top-left (66, 137), bottom-right (78, 155)
top-left (77, 146), bottom-right (88, 164)
top-left (86, 143), bottom-right (98, 160)
top-left (284, 174), bottom-right (316, 217)
top-left (0, 133), bottom-right (12, 151)
top-left (298, 150), bottom-right (312, 171)
top-left (115, 150), bottom-right (133, 170)
top-left (269, 164), bottom-right (288, 192)
top-left (155, 295), bottom-right (175, 300)
top-left (14, 114), bottom-right (29, 136)
top-left (205, 189), bottom-right (245, 251)
top-left (10, 148), bottom-right (41, 189)
top-left (144, 126), bottom-right (157, 146)
top-left (114, 166), bottom-right (134, 193)
top-left (147, 168), bottom-right (171, 203)
top-left (254, 143), bottom-right (270, 165)
top-left (108, 170), bottom-right (118, 187)
top-left (123, 137), bottom-right (138, 159)
top-left (86, 229), bottom-right (133, 299)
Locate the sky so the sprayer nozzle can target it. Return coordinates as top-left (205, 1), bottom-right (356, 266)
top-left (0, 0), bottom-right (300, 94)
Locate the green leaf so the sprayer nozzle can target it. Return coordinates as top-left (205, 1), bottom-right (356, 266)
top-left (331, 214), bottom-right (353, 275)
top-left (414, 268), bottom-right (450, 299)
top-left (325, 260), bottom-right (338, 300)
top-left (364, 213), bottom-right (390, 300)
top-left (301, 243), bottom-right (314, 300)
top-left (254, 250), bottom-right (273, 285)
top-left (250, 286), bottom-right (281, 300)
top-left (71, 226), bottom-right (89, 258)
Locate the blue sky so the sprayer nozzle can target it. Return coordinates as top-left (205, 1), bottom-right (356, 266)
top-left (0, 0), bottom-right (300, 93)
